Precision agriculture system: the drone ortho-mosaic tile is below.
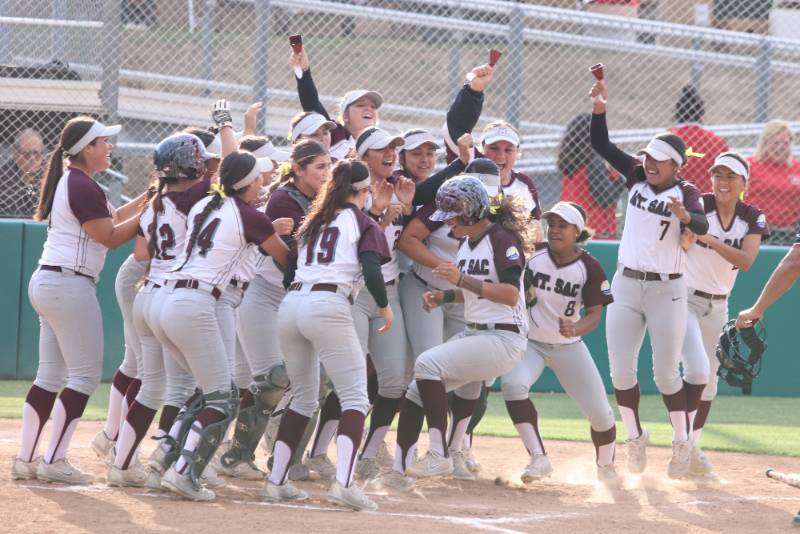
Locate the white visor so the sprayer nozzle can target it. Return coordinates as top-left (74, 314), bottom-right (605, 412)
top-left (252, 140), bottom-right (291, 163)
top-left (542, 202), bottom-right (586, 233)
top-left (232, 160), bottom-right (261, 191)
top-left (207, 130), bottom-right (243, 156)
top-left (710, 153), bottom-right (749, 180)
top-left (66, 120), bottom-right (121, 156)
top-left (482, 126), bottom-right (520, 147)
top-left (637, 138), bottom-right (684, 166)
top-left (356, 128), bottom-right (404, 157)
top-left (341, 89), bottom-right (383, 112)
top-left (461, 172), bottom-right (500, 198)
top-left (257, 157), bottom-right (274, 173)
top-left (352, 176), bottom-right (371, 191)
top-left (402, 129), bottom-right (441, 151)
top-left (291, 113), bottom-right (337, 141)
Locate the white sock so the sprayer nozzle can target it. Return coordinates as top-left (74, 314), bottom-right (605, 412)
top-left (114, 420), bottom-right (137, 469)
top-left (335, 434), bottom-right (356, 487)
top-left (102, 384), bottom-right (126, 440)
top-left (597, 442), bottom-right (616, 466)
top-left (269, 441), bottom-right (292, 485)
top-left (669, 411), bottom-right (688, 442)
top-left (45, 399), bottom-right (80, 463)
top-left (361, 425), bottom-right (389, 460)
top-left (19, 402), bottom-right (44, 462)
top-left (693, 427), bottom-right (703, 446)
top-left (515, 422), bottom-right (545, 456)
top-left (311, 420), bottom-right (339, 458)
top-left (174, 424), bottom-right (202, 474)
top-left (428, 427), bottom-right (446, 456)
top-left (448, 417), bottom-right (471, 453)
top-left (618, 406), bottom-right (640, 441)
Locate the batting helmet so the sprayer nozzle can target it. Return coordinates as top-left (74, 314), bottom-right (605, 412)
top-left (463, 158), bottom-right (501, 197)
top-left (716, 319), bottom-right (767, 395)
top-left (154, 133), bottom-right (216, 181)
top-left (430, 175), bottom-right (489, 225)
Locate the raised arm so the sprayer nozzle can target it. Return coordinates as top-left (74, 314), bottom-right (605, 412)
top-left (589, 81), bottom-right (639, 181)
top-left (291, 48), bottom-right (332, 120)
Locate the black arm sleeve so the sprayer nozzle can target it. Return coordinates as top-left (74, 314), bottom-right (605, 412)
top-left (686, 210), bottom-right (710, 235)
top-left (295, 68), bottom-right (332, 120)
top-left (281, 252), bottom-right (298, 289)
top-left (412, 158), bottom-right (467, 206)
top-left (359, 251), bottom-right (389, 308)
top-left (497, 265), bottom-right (522, 289)
top-left (586, 155), bottom-right (626, 209)
top-left (590, 112), bottom-right (639, 180)
top-left (446, 84), bottom-right (484, 144)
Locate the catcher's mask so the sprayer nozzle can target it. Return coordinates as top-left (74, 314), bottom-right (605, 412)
top-left (716, 319), bottom-right (767, 395)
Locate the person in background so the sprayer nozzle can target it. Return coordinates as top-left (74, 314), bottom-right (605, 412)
top-left (557, 113), bottom-right (624, 239)
top-left (668, 85), bottom-right (729, 193)
top-left (0, 128), bottom-right (46, 218)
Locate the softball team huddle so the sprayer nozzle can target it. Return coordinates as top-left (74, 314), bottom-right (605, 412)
top-left (10, 49), bottom-right (769, 512)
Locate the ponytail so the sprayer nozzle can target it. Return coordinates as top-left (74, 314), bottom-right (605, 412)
top-left (565, 202), bottom-right (594, 244)
top-left (487, 195), bottom-right (535, 256)
top-left (176, 191), bottom-right (225, 271)
top-left (146, 178), bottom-right (171, 260)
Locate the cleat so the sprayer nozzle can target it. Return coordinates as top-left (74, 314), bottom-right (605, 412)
top-left (376, 442), bottom-right (394, 469)
top-left (91, 430), bottom-right (114, 460)
top-left (667, 440), bottom-right (690, 479)
top-left (288, 462), bottom-right (320, 482)
top-left (520, 454), bottom-right (553, 483)
top-left (689, 445), bottom-right (713, 476)
top-left (304, 454), bottom-right (336, 481)
top-left (218, 460), bottom-right (265, 480)
top-left (37, 458), bottom-right (93, 485)
top-left (12, 456), bottom-right (39, 480)
top-left (626, 427), bottom-right (649, 474)
top-left (161, 467), bottom-right (215, 501)
top-left (355, 457), bottom-right (382, 480)
top-left (463, 448), bottom-right (481, 473)
top-left (147, 446), bottom-right (170, 474)
top-left (405, 450), bottom-right (453, 479)
top-left (261, 480), bottom-right (308, 502)
top-left (200, 465), bottom-right (226, 488)
top-left (144, 470), bottom-right (164, 491)
top-left (597, 464), bottom-right (618, 483)
top-left (328, 481), bottom-right (378, 512)
top-left (107, 464), bottom-right (148, 487)
top-left (450, 449), bottom-right (476, 481)
top-left (376, 470), bottom-right (415, 492)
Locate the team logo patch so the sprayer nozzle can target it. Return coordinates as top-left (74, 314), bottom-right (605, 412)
top-left (505, 246), bottom-right (520, 261)
top-left (756, 213), bottom-right (767, 228)
top-left (601, 280), bottom-right (611, 295)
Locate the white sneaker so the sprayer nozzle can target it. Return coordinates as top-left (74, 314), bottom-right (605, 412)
top-left (450, 449), bottom-right (476, 481)
top-left (689, 445), bottom-right (713, 476)
top-left (147, 446), bottom-right (169, 474)
top-left (355, 457), bottom-right (382, 480)
top-left (376, 470), bottom-right (415, 491)
top-left (288, 462), bottom-right (321, 482)
top-left (305, 454), bottom-right (336, 481)
top-left (463, 448), bottom-right (481, 473)
top-left (626, 427), bottom-right (649, 474)
top-left (405, 450), bottom-right (454, 479)
top-left (144, 470), bottom-right (164, 491)
top-left (200, 465), bottom-right (226, 488)
top-left (597, 464), bottom-right (618, 483)
top-left (520, 454), bottom-right (553, 484)
top-left (107, 464), bottom-right (148, 487)
top-left (37, 458), bottom-right (94, 485)
top-left (161, 467), bottom-right (215, 501)
top-left (12, 456), bottom-right (39, 480)
top-left (667, 440), bottom-right (690, 479)
top-left (218, 460), bottom-right (265, 480)
top-left (91, 430), bottom-right (114, 460)
top-left (328, 481), bottom-right (378, 512)
top-left (376, 441), bottom-right (394, 469)
top-left (261, 480), bottom-right (308, 502)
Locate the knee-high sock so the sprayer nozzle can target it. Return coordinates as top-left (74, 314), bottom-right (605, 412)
top-left (175, 407), bottom-right (226, 474)
top-left (336, 409), bottom-right (366, 487)
top-left (117, 378), bottom-right (141, 447)
top-left (505, 399), bottom-right (545, 456)
top-left (662, 385), bottom-right (688, 442)
top-left (161, 390), bottom-right (203, 452)
top-left (155, 404), bottom-right (180, 440)
top-left (591, 426), bottom-right (617, 466)
top-left (448, 394), bottom-right (477, 452)
top-left (416, 379), bottom-right (448, 457)
top-left (114, 401), bottom-right (157, 470)
top-left (18, 385), bottom-right (58, 462)
top-left (615, 384), bottom-right (643, 441)
top-left (683, 380), bottom-right (705, 441)
top-left (692, 400), bottom-right (712, 445)
top-left (366, 355), bottom-right (379, 406)
top-left (393, 398), bottom-right (425, 473)
top-left (461, 385), bottom-right (489, 449)
top-left (103, 370), bottom-right (136, 440)
top-left (310, 391), bottom-right (341, 458)
top-left (45, 388), bottom-right (90, 463)
top-left (360, 395), bottom-right (402, 460)
top-left (268, 409), bottom-right (311, 485)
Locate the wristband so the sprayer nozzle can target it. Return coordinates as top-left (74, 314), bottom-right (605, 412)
top-left (442, 289), bottom-right (456, 304)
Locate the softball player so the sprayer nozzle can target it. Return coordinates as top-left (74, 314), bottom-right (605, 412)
top-left (501, 202), bottom-right (617, 484)
top-left (590, 79), bottom-right (709, 478)
top-left (157, 150), bottom-right (289, 501)
top-left (13, 117), bottom-right (143, 484)
top-left (289, 111), bottom-right (337, 152)
top-left (385, 175), bottom-right (531, 488)
top-left (680, 153), bottom-right (768, 476)
top-left (263, 159), bottom-right (391, 512)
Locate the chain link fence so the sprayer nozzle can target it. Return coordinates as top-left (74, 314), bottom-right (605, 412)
top-left (1, 0), bottom-right (799, 242)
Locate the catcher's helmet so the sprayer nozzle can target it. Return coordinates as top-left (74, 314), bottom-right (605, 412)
top-left (716, 319), bottom-right (767, 395)
top-left (153, 133), bottom-right (214, 181)
top-left (430, 175), bottom-right (489, 225)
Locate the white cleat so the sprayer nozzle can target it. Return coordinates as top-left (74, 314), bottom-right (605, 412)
top-left (304, 454), bottom-right (337, 481)
top-left (161, 467), bottom-right (215, 501)
top-left (376, 470), bottom-right (415, 492)
top-left (667, 440), bottom-right (691, 479)
top-left (450, 449), bottom-right (476, 481)
top-left (328, 481), bottom-right (378, 512)
top-left (405, 450), bottom-right (454, 479)
top-left (37, 458), bottom-right (94, 485)
top-left (689, 445), bottom-right (713, 476)
top-left (200, 465), bottom-right (226, 488)
top-left (463, 447), bottom-right (481, 473)
top-left (144, 470), bottom-right (164, 491)
top-left (261, 480), bottom-right (309, 502)
top-left (107, 464), bottom-right (148, 487)
top-left (147, 446), bottom-right (169, 474)
top-left (218, 460), bottom-right (265, 480)
top-left (11, 456), bottom-right (39, 480)
top-left (376, 441), bottom-right (394, 469)
top-left (91, 430), bottom-right (115, 460)
top-left (355, 457), bottom-right (382, 480)
top-left (597, 464), bottom-right (618, 483)
top-left (626, 427), bottom-right (649, 475)
top-left (520, 453), bottom-right (553, 484)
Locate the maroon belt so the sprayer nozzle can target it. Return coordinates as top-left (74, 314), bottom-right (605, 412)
top-left (230, 279), bottom-right (250, 291)
top-left (40, 264), bottom-right (93, 280)
top-left (693, 290), bottom-right (727, 301)
top-left (289, 282), bottom-right (353, 304)
top-left (174, 279), bottom-right (221, 300)
top-left (143, 280), bottom-right (161, 288)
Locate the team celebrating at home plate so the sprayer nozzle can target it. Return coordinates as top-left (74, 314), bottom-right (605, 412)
top-left (11, 42), bottom-right (781, 513)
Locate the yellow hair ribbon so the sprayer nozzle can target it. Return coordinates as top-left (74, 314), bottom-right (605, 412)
top-left (685, 147), bottom-right (706, 159)
top-left (208, 182), bottom-right (227, 198)
top-left (488, 205), bottom-right (500, 216)
top-left (277, 162), bottom-right (292, 177)
top-left (739, 191), bottom-right (745, 201)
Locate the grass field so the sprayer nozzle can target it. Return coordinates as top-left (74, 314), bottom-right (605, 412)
top-left (1, 380), bottom-right (797, 457)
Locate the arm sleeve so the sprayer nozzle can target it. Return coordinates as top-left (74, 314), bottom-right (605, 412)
top-left (497, 265), bottom-right (522, 289)
top-left (680, 182), bottom-right (709, 235)
top-left (686, 211), bottom-right (709, 235)
top-left (590, 112), bottom-right (641, 188)
top-left (360, 251), bottom-right (389, 308)
top-left (295, 68), bottom-right (331, 120)
top-left (412, 158), bottom-right (467, 206)
top-left (444, 85), bottom-right (484, 163)
top-left (281, 251), bottom-right (298, 289)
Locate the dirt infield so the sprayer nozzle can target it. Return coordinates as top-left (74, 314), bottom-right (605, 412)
top-left (1, 419), bottom-right (798, 533)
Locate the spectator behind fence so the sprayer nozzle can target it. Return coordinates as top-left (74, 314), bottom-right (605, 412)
top-left (669, 85), bottom-right (729, 193)
top-left (746, 120), bottom-right (800, 238)
top-left (557, 113), bottom-right (625, 239)
top-left (0, 128), bottom-right (45, 218)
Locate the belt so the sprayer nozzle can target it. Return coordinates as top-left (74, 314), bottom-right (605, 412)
top-left (40, 264), bottom-right (94, 280)
top-left (230, 278), bottom-right (250, 291)
top-left (693, 289), bottom-right (727, 301)
top-left (288, 282), bottom-right (354, 304)
top-left (143, 280), bottom-right (161, 288)
top-left (622, 267), bottom-right (682, 282)
top-left (467, 322), bottom-right (520, 333)
top-left (174, 279), bottom-right (221, 300)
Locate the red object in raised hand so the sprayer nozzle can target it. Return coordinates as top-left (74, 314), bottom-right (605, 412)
top-left (289, 34), bottom-right (303, 54)
top-left (589, 63), bottom-right (604, 81)
top-left (489, 48), bottom-right (502, 67)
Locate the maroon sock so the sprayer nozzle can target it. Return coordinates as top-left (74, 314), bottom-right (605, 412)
top-left (361, 394), bottom-right (401, 456)
top-left (447, 394), bottom-right (478, 448)
top-left (416, 379), bottom-right (449, 457)
top-left (505, 399), bottom-right (546, 455)
top-left (158, 405), bottom-right (181, 434)
top-left (271, 409), bottom-right (311, 484)
top-left (366, 355), bottom-right (379, 406)
top-left (694, 400), bottom-right (712, 431)
top-left (614, 384), bottom-right (643, 437)
top-left (683, 380), bottom-right (705, 415)
top-left (337, 409), bottom-right (366, 486)
top-left (124, 378), bottom-right (142, 409)
top-left (590, 426), bottom-right (617, 463)
top-left (240, 389), bottom-right (254, 410)
top-left (112, 370), bottom-right (136, 398)
top-left (46, 388), bottom-right (89, 463)
top-left (20, 385), bottom-right (58, 462)
top-left (310, 391), bottom-right (341, 456)
top-left (120, 401), bottom-right (157, 469)
top-left (396, 398), bottom-right (425, 471)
